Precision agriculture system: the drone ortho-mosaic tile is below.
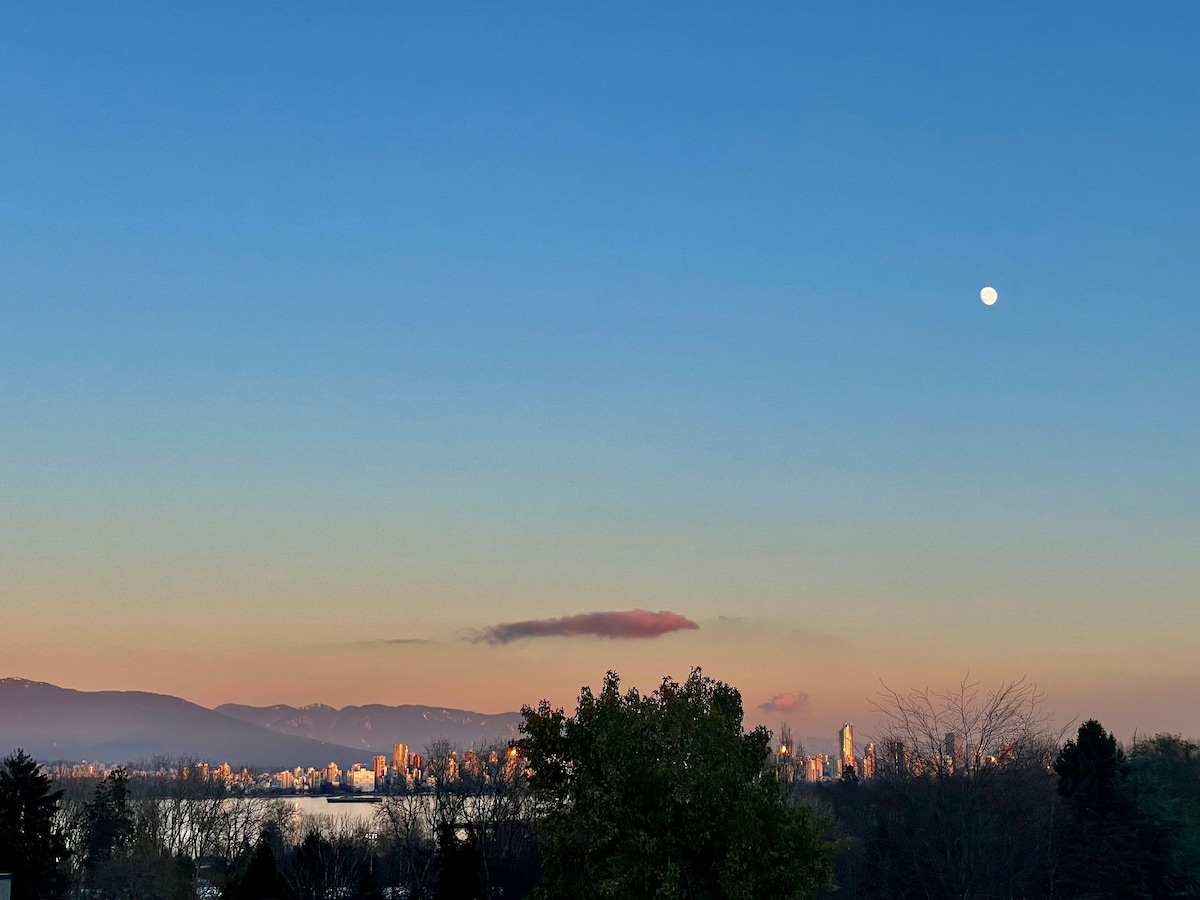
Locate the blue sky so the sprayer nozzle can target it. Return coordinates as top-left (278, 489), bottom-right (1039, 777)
top-left (2, 3), bottom-right (1197, 736)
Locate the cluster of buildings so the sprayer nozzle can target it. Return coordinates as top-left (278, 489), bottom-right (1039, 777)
top-left (268, 744), bottom-right (425, 792)
top-left (776, 723), bottom-right (1012, 782)
top-left (775, 723), bottom-right (878, 783)
top-left (51, 726), bottom-right (1007, 794)
top-left (49, 744), bottom-right (510, 794)
top-left (267, 742), bottom-right (525, 794)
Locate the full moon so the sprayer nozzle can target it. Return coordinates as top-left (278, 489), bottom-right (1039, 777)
top-left (980, 286), bottom-right (998, 306)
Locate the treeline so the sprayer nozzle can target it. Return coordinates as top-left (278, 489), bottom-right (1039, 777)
top-left (804, 678), bottom-right (1200, 899)
top-left (808, 726), bottom-right (1200, 899)
top-left (2, 671), bottom-right (1199, 899)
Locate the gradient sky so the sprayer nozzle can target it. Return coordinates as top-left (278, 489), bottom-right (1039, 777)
top-left (2, 3), bottom-right (1197, 744)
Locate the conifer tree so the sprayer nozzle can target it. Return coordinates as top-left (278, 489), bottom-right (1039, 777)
top-left (0, 749), bottom-right (70, 900)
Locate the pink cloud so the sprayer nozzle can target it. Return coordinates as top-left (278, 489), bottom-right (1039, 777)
top-left (759, 691), bottom-right (811, 714)
top-left (475, 609), bottom-right (700, 644)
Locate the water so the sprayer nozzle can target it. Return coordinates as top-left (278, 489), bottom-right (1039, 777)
top-left (285, 795), bottom-right (382, 828)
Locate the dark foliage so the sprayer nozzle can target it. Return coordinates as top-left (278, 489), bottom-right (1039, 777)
top-left (284, 829), bottom-right (380, 900)
top-left (83, 767), bottom-right (134, 866)
top-left (815, 764), bottom-right (1061, 900)
top-left (1129, 734), bottom-right (1200, 893)
top-left (223, 839), bottom-right (290, 900)
top-left (0, 749), bottom-right (70, 900)
top-left (1054, 720), bottom-right (1185, 899)
top-left (519, 669), bottom-right (836, 900)
top-left (433, 823), bottom-right (484, 900)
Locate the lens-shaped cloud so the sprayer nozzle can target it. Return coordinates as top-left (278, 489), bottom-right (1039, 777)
top-left (474, 609), bottom-right (700, 644)
top-left (759, 691), bottom-right (811, 713)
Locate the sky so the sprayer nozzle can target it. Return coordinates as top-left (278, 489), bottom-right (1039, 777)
top-left (2, 3), bottom-right (1198, 744)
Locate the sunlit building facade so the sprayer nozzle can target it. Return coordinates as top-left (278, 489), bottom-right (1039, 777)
top-left (839, 723), bottom-right (855, 773)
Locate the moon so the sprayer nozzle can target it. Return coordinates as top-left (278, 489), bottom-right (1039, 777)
top-left (980, 286), bottom-right (998, 306)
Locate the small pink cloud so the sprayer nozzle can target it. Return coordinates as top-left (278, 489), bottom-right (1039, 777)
top-left (474, 609), bottom-right (700, 644)
top-left (759, 691), bottom-right (810, 714)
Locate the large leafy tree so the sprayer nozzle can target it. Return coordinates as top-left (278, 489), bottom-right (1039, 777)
top-left (518, 669), bottom-right (835, 900)
top-left (0, 749), bottom-right (70, 900)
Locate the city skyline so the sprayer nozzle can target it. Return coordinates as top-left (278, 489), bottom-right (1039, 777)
top-left (3, 4), bottom-right (1197, 744)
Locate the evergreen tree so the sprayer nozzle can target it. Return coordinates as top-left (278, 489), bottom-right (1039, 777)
top-left (1055, 719), bottom-right (1126, 817)
top-left (1055, 720), bottom-right (1175, 899)
top-left (433, 822), bottom-right (484, 900)
top-left (83, 767), bottom-right (135, 867)
top-left (223, 839), bottom-right (289, 900)
top-left (0, 749), bottom-right (70, 900)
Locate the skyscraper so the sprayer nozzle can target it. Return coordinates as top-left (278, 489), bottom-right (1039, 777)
top-left (777, 724), bottom-right (797, 784)
top-left (862, 742), bottom-right (876, 779)
top-left (393, 742), bottom-right (409, 773)
top-left (945, 732), bottom-right (966, 774)
top-left (839, 723), bottom-right (855, 772)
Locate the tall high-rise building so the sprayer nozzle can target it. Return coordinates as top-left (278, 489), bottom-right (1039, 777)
top-left (373, 755), bottom-right (388, 779)
top-left (839, 723), bottom-right (855, 772)
top-left (862, 742), bottom-right (877, 779)
top-left (393, 743), bottom-right (409, 773)
top-left (776, 724), bottom-right (797, 784)
top-left (805, 755), bottom-right (825, 782)
top-left (883, 740), bottom-right (908, 776)
top-left (944, 732), bottom-right (965, 773)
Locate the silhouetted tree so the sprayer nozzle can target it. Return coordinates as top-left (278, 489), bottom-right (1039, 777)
top-left (1129, 733), bottom-right (1200, 891)
top-left (83, 768), bottom-right (135, 866)
top-left (815, 763), bottom-right (1061, 900)
top-left (1055, 720), bottom-right (1175, 899)
top-left (222, 838), bottom-right (289, 900)
top-left (519, 669), bottom-right (836, 900)
top-left (282, 824), bottom-right (376, 900)
top-left (433, 822), bottom-right (483, 900)
top-left (1056, 719), bottom-right (1125, 816)
top-left (0, 749), bottom-right (70, 900)
top-left (375, 789), bottom-right (438, 898)
top-left (872, 676), bottom-right (1058, 777)
top-left (824, 677), bottom-right (1067, 900)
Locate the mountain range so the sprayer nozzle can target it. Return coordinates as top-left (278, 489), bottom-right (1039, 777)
top-left (216, 702), bottom-right (524, 756)
top-left (0, 678), bottom-right (522, 770)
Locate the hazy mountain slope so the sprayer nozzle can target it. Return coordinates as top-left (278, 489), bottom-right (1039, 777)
top-left (215, 701), bottom-right (525, 754)
top-left (0, 678), bottom-right (364, 769)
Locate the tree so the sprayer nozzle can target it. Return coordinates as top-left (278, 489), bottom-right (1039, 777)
top-left (1055, 719), bottom-right (1125, 816)
top-left (222, 836), bottom-right (289, 900)
top-left (1055, 720), bottom-right (1176, 899)
top-left (83, 767), bottom-right (135, 867)
top-left (816, 761), bottom-right (1062, 900)
top-left (76, 765), bottom-right (204, 900)
top-left (841, 677), bottom-right (1064, 899)
top-left (282, 822), bottom-right (376, 900)
top-left (518, 669), bottom-right (836, 900)
top-left (1129, 734), bottom-right (1200, 890)
top-left (871, 675), bottom-right (1058, 777)
top-left (433, 821), bottom-right (483, 900)
top-left (0, 749), bottom-right (70, 900)
top-left (375, 789), bottom-right (438, 898)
